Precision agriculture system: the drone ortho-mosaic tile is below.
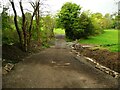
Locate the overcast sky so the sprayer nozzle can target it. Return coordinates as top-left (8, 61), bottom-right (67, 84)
top-left (0, 0), bottom-right (119, 15)
top-left (45, 0), bottom-right (119, 15)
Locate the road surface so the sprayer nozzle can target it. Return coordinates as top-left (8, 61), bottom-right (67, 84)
top-left (2, 35), bottom-right (118, 88)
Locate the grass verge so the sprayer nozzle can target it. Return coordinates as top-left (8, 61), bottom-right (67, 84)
top-left (79, 29), bottom-right (119, 52)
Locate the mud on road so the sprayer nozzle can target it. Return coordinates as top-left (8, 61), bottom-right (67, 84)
top-left (2, 35), bottom-right (119, 88)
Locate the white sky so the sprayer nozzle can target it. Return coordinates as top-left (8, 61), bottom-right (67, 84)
top-left (1, 0), bottom-right (120, 15)
top-left (45, 0), bottom-right (119, 15)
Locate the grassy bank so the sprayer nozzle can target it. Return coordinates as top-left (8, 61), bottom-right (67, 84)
top-left (79, 29), bottom-right (119, 52)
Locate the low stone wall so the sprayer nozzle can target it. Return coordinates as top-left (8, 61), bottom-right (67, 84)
top-left (71, 43), bottom-right (120, 79)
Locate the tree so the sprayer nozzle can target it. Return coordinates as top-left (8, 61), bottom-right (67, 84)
top-left (30, 1), bottom-right (41, 46)
top-left (2, 6), bottom-right (10, 30)
top-left (42, 15), bottom-right (55, 42)
top-left (9, 0), bottom-right (40, 52)
top-left (2, 6), bottom-right (17, 44)
top-left (90, 13), bottom-right (104, 34)
top-left (57, 2), bottom-right (81, 40)
top-left (115, 15), bottom-right (120, 29)
top-left (101, 13), bottom-right (113, 29)
top-left (79, 12), bottom-right (94, 38)
top-left (9, 1), bottom-right (23, 47)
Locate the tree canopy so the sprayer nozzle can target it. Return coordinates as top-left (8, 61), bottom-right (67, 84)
top-left (57, 2), bottom-right (97, 40)
top-left (57, 2), bottom-right (81, 40)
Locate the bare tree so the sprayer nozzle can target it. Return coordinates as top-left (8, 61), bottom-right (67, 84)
top-left (9, 0), bottom-right (23, 48)
top-left (30, 0), bottom-right (41, 46)
top-left (28, 0), bottom-right (39, 46)
top-left (10, 0), bottom-right (40, 51)
top-left (19, 1), bottom-right (27, 51)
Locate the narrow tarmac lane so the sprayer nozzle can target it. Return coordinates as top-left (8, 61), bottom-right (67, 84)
top-left (2, 35), bottom-right (118, 88)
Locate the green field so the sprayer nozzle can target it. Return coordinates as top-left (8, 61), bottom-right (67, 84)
top-left (54, 28), bottom-right (65, 35)
top-left (79, 29), bottom-right (119, 52)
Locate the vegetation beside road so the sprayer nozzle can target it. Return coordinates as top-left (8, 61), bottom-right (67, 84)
top-left (79, 29), bottom-right (119, 52)
top-left (53, 28), bottom-right (119, 52)
top-left (2, 0), bottom-right (120, 73)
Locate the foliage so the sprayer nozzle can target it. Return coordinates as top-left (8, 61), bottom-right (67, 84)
top-left (57, 2), bottom-right (81, 40)
top-left (53, 28), bottom-right (65, 35)
top-left (2, 7), bottom-right (10, 30)
top-left (2, 1), bottom-right (119, 51)
top-left (103, 13), bottom-right (114, 29)
top-left (31, 20), bottom-right (38, 40)
top-left (2, 7), bottom-right (19, 44)
top-left (90, 13), bottom-right (104, 34)
top-left (113, 14), bottom-right (120, 29)
top-left (79, 29), bottom-right (119, 52)
top-left (42, 15), bottom-right (56, 42)
top-left (57, 2), bottom-right (114, 40)
top-left (78, 12), bottom-right (94, 38)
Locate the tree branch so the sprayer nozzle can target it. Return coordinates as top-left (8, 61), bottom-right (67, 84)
top-left (28, 0), bottom-right (40, 43)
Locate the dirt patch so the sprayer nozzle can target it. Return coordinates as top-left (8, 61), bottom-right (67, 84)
top-left (2, 42), bottom-right (43, 67)
top-left (2, 44), bottom-right (28, 65)
top-left (78, 46), bottom-right (120, 73)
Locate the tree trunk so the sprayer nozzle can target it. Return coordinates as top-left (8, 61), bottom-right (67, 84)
top-left (19, 1), bottom-right (27, 52)
top-left (36, 2), bottom-right (41, 46)
top-left (10, 1), bottom-right (23, 49)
